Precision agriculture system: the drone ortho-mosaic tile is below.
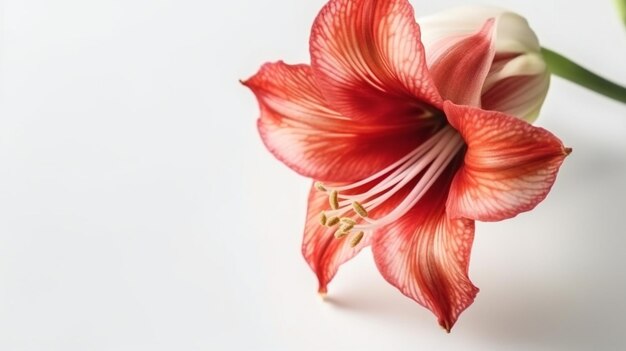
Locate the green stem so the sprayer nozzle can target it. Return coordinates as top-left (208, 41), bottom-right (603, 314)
top-left (541, 47), bottom-right (626, 104)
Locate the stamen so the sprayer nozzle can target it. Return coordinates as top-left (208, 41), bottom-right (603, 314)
top-left (358, 130), bottom-right (456, 210)
top-left (330, 127), bottom-right (451, 193)
top-left (334, 229), bottom-right (349, 239)
top-left (350, 231), bottom-right (365, 247)
top-left (353, 133), bottom-right (464, 231)
top-left (340, 218), bottom-right (356, 225)
top-left (326, 216), bottom-right (340, 227)
top-left (329, 190), bottom-right (339, 210)
top-left (319, 212), bottom-right (327, 226)
top-left (314, 127), bottom-right (464, 242)
top-left (352, 201), bottom-right (368, 218)
top-left (340, 222), bottom-right (354, 232)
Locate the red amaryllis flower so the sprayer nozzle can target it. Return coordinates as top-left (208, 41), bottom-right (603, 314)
top-left (242, 0), bottom-right (570, 331)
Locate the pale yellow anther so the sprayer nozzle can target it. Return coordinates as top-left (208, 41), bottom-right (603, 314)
top-left (340, 223), bottom-right (354, 232)
top-left (340, 218), bottom-right (356, 225)
top-left (334, 229), bottom-right (349, 239)
top-left (352, 201), bottom-right (368, 218)
top-left (319, 212), bottom-right (327, 226)
top-left (350, 231), bottom-right (365, 248)
top-left (326, 216), bottom-right (340, 227)
top-left (329, 190), bottom-right (339, 210)
top-left (315, 182), bottom-right (327, 192)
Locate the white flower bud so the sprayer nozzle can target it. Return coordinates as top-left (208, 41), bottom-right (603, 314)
top-left (419, 6), bottom-right (550, 122)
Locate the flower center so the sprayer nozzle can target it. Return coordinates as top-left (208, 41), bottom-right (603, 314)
top-left (315, 126), bottom-right (464, 246)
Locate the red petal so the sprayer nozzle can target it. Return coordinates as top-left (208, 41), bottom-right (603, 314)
top-left (244, 61), bottom-right (435, 183)
top-left (429, 19), bottom-right (495, 106)
top-left (303, 179), bottom-right (417, 293)
top-left (372, 167), bottom-right (478, 332)
top-left (444, 102), bottom-right (571, 221)
top-left (310, 0), bottom-right (443, 122)
top-left (302, 184), bottom-right (371, 294)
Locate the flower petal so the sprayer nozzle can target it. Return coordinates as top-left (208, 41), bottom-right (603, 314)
top-left (244, 61), bottom-right (437, 182)
top-left (481, 57), bottom-right (550, 122)
top-left (419, 6), bottom-right (542, 65)
top-left (310, 0), bottom-right (443, 121)
top-left (302, 184), bottom-right (371, 294)
top-left (428, 19), bottom-right (496, 106)
top-left (372, 168), bottom-right (478, 332)
top-left (444, 102), bottom-right (570, 222)
top-left (419, 8), bottom-right (550, 121)
top-left (303, 178), bottom-right (419, 293)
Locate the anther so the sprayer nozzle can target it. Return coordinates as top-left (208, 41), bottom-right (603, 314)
top-left (329, 190), bottom-right (339, 210)
top-left (334, 229), bottom-right (349, 239)
top-left (319, 212), bottom-right (327, 226)
top-left (352, 201), bottom-right (368, 218)
top-left (340, 218), bottom-right (356, 225)
top-left (350, 231), bottom-right (365, 247)
top-left (326, 216), bottom-right (340, 227)
top-left (340, 223), bottom-right (354, 232)
top-left (315, 182), bottom-right (327, 192)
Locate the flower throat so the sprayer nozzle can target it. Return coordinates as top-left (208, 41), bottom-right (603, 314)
top-left (314, 126), bottom-right (464, 245)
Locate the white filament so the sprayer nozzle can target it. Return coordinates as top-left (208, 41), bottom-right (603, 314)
top-left (323, 127), bottom-right (464, 231)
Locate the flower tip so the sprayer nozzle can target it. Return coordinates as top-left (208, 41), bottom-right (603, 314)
top-left (439, 319), bottom-right (453, 333)
top-left (564, 147), bottom-right (573, 156)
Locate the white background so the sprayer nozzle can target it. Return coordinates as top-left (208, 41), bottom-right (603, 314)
top-left (1, 0), bottom-right (625, 350)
